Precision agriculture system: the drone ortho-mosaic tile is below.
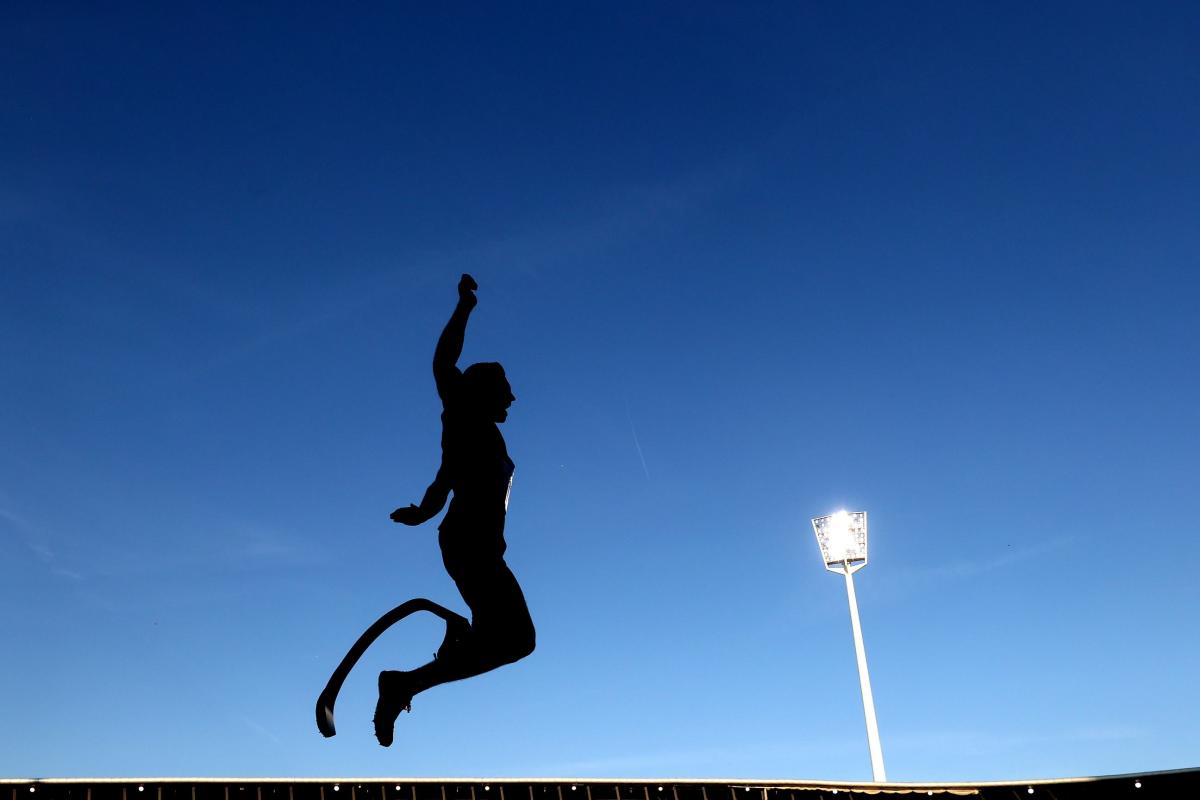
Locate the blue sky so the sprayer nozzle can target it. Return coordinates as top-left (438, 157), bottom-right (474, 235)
top-left (3, 1), bottom-right (1199, 784)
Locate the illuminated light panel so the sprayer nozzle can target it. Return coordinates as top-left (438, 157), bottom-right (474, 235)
top-left (811, 510), bottom-right (868, 570)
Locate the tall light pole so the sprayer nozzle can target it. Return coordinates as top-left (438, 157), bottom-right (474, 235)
top-left (811, 510), bottom-right (887, 782)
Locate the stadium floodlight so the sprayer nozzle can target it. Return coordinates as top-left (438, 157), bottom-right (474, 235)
top-left (812, 509), bottom-right (869, 572)
top-left (811, 510), bottom-right (887, 782)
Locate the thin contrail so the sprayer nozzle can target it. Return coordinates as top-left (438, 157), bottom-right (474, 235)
top-left (624, 400), bottom-right (650, 480)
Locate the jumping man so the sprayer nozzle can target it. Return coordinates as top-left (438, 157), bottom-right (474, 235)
top-left (376, 273), bottom-right (536, 747)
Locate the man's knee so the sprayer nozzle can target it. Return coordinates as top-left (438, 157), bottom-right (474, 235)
top-left (512, 625), bottom-right (535, 661)
top-left (485, 622), bottom-right (535, 666)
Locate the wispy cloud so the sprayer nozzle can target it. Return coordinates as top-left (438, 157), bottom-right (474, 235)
top-left (534, 736), bottom-right (860, 777)
top-left (895, 536), bottom-right (1074, 584)
top-left (0, 502), bottom-right (84, 580)
top-left (239, 714), bottom-right (282, 746)
top-left (166, 151), bottom-right (755, 383)
top-left (888, 723), bottom-right (1147, 757)
top-left (51, 566), bottom-right (85, 581)
top-left (0, 505), bottom-right (29, 531)
top-left (85, 517), bottom-right (326, 579)
top-left (223, 521), bottom-right (323, 568)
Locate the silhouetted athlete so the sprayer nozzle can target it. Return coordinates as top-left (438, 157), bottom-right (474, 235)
top-left (373, 274), bottom-right (536, 746)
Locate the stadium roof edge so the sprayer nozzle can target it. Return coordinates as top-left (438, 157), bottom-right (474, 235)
top-left (2, 769), bottom-right (1198, 789)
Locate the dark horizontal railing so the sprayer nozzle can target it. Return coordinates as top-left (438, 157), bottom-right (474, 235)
top-left (3, 771), bottom-right (1198, 800)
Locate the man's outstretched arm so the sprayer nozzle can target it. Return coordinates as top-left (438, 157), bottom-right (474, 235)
top-left (433, 274), bottom-right (478, 400)
top-left (390, 465), bottom-right (451, 525)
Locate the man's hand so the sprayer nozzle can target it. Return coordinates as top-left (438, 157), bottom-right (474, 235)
top-left (458, 273), bottom-right (478, 309)
top-left (390, 505), bottom-right (423, 525)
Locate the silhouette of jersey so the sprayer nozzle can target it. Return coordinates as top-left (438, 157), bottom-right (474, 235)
top-left (316, 274), bottom-right (535, 747)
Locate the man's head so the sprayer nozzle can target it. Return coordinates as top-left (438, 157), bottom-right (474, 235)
top-left (462, 362), bottom-right (515, 423)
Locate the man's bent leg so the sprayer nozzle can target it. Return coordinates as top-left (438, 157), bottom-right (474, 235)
top-left (374, 558), bottom-right (534, 746)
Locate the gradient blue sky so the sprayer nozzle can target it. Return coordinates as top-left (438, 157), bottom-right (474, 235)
top-left (3, 1), bottom-right (1199, 784)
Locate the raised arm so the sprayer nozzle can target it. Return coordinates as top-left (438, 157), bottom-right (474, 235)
top-left (390, 464), bottom-right (451, 526)
top-left (433, 274), bottom-right (478, 401)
